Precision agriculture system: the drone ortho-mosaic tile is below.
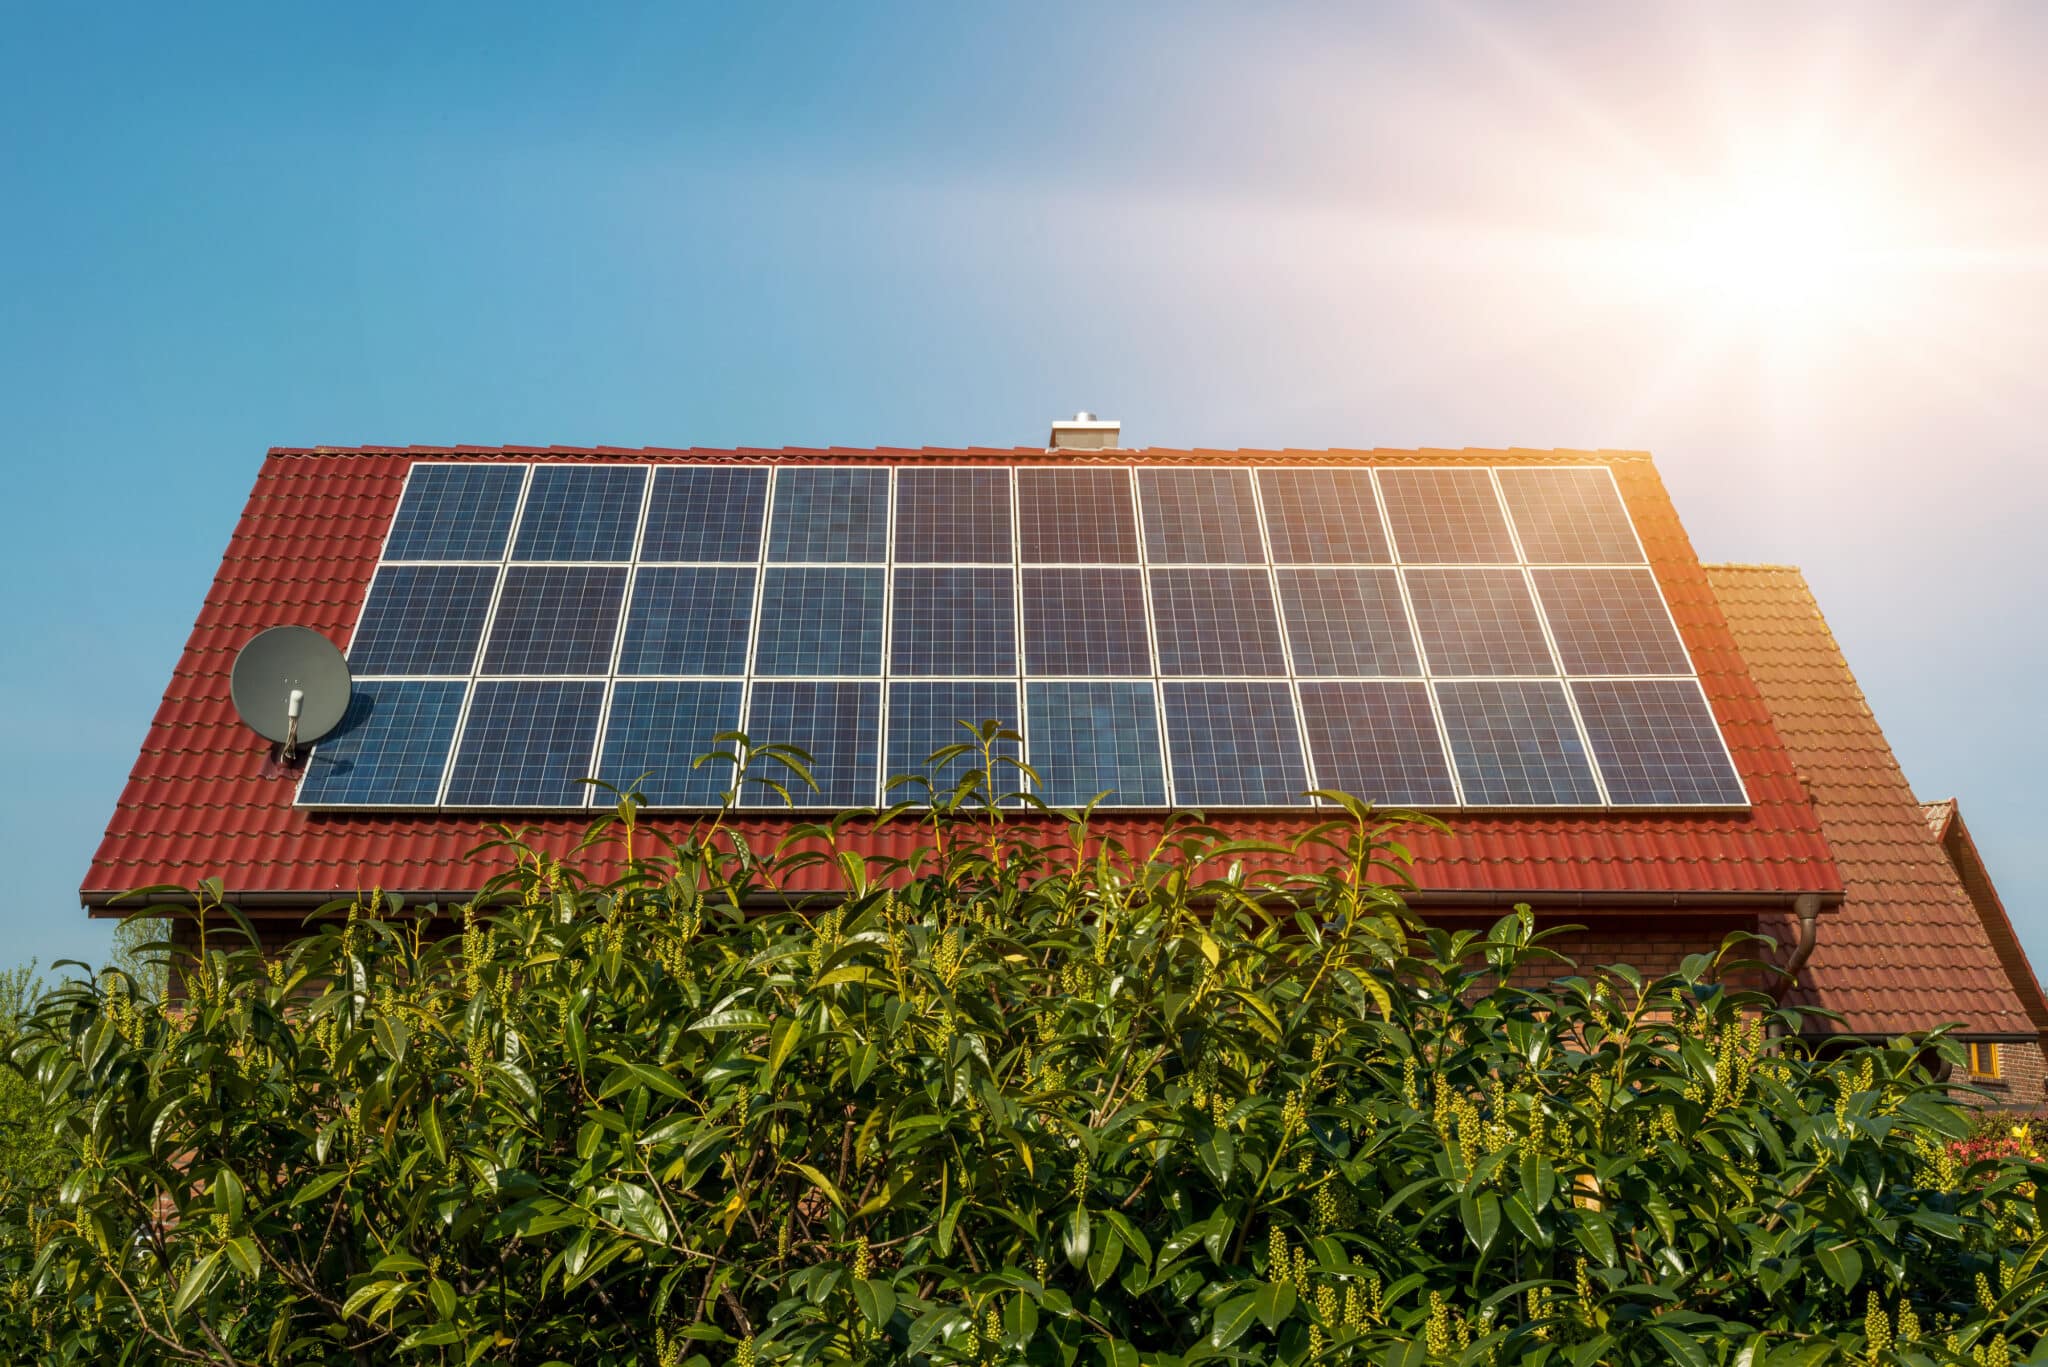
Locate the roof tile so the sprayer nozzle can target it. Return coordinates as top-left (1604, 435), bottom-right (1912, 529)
top-left (1708, 565), bottom-right (2035, 1037)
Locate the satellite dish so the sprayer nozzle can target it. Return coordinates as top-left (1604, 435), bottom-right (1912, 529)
top-left (231, 627), bottom-right (353, 759)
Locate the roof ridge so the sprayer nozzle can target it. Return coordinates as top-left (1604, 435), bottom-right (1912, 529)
top-left (266, 444), bottom-right (1660, 462)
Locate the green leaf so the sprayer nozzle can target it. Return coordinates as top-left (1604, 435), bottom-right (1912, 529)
top-left (1210, 1291), bottom-right (1261, 1349)
top-left (852, 1277), bottom-right (897, 1328)
top-left (760, 1015), bottom-right (803, 1086)
top-left (791, 1162), bottom-right (848, 1213)
top-left (1815, 1240), bottom-right (1863, 1291)
top-left (1087, 1226), bottom-right (1124, 1289)
top-left (1064, 1205), bottom-right (1093, 1269)
top-left (598, 1060), bottom-right (690, 1102)
top-left (1461, 1190), bottom-right (1502, 1257)
top-left (1196, 1125), bottom-right (1237, 1187)
top-left (1252, 1280), bottom-right (1296, 1330)
top-left (1577, 1210), bottom-right (1617, 1267)
top-left (172, 1254), bottom-right (224, 1319)
top-left (1645, 1323), bottom-right (1711, 1367)
top-left (422, 1101), bottom-right (448, 1164)
top-left (292, 1169), bottom-right (350, 1206)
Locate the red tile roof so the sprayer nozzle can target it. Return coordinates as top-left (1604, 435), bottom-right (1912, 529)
top-left (1922, 799), bottom-right (2048, 1041)
top-left (82, 446), bottom-right (1840, 912)
top-left (1708, 565), bottom-right (2036, 1037)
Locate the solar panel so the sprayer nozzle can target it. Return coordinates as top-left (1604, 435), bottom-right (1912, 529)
top-left (891, 568), bottom-right (1016, 676)
top-left (512, 467), bottom-right (647, 562)
top-left (1405, 568), bottom-right (1555, 675)
top-left (348, 565), bottom-right (497, 676)
top-left (896, 468), bottom-right (1013, 563)
top-left (640, 467), bottom-right (769, 562)
top-left (752, 567), bottom-right (885, 676)
top-left (1299, 681), bottom-right (1458, 806)
top-left (296, 680), bottom-right (467, 805)
top-left (1277, 569), bottom-right (1420, 676)
top-left (1138, 468), bottom-right (1265, 563)
top-left (741, 681), bottom-right (881, 807)
top-left (1532, 568), bottom-right (1689, 676)
top-left (1018, 468), bottom-right (1139, 563)
top-left (1021, 568), bottom-right (1152, 676)
top-left (1257, 468), bottom-right (1392, 564)
top-left (596, 680), bottom-right (744, 806)
top-left (1379, 469), bottom-right (1518, 563)
top-left (444, 680), bottom-right (606, 807)
top-left (1571, 679), bottom-right (1744, 805)
top-left (385, 465), bottom-right (524, 561)
top-left (886, 681), bottom-right (1022, 802)
top-left (1024, 682), bottom-right (1167, 807)
top-left (480, 566), bottom-right (629, 675)
top-left (1435, 680), bottom-right (1602, 805)
top-left (1150, 568), bottom-right (1287, 676)
top-left (1163, 681), bottom-right (1309, 806)
top-left (767, 468), bottom-right (889, 563)
top-left (1498, 468), bottom-right (1644, 564)
top-left (308, 458), bottom-right (1742, 812)
top-left (617, 567), bottom-right (756, 675)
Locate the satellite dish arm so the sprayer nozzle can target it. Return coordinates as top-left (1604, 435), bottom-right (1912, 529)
top-left (284, 688), bottom-right (305, 761)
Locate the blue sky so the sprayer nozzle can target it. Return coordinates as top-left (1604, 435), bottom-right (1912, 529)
top-left (5, 2), bottom-right (2046, 973)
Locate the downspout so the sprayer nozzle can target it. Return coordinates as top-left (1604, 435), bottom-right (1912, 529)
top-left (1765, 892), bottom-right (1823, 1038)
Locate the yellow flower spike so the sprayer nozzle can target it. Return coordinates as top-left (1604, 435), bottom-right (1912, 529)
top-left (1424, 1291), bottom-right (1450, 1357)
top-left (1864, 1290), bottom-right (1890, 1363)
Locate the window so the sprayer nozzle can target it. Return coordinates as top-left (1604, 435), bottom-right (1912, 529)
top-left (1968, 1041), bottom-right (2002, 1079)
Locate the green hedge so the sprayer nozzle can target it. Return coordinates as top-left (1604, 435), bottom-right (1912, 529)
top-left (5, 753), bottom-right (2044, 1364)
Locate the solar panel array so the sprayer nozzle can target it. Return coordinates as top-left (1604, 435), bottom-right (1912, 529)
top-left (298, 462), bottom-right (1747, 810)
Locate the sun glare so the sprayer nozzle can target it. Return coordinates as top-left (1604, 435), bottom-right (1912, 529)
top-left (1605, 158), bottom-right (1908, 358)
top-left (1677, 176), bottom-right (1861, 320)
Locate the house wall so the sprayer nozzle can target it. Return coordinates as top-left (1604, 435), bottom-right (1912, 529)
top-left (1974, 1039), bottom-right (2048, 1111)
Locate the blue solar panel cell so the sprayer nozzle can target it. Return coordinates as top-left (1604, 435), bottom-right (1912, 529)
top-left (511, 466), bottom-right (647, 561)
top-left (1379, 469), bottom-right (1518, 563)
top-left (885, 681), bottom-right (1023, 802)
top-left (348, 565), bottom-right (498, 676)
top-left (1025, 682), bottom-right (1166, 807)
top-left (1571, 679), bottom-right (1744, 805)
top-left (1532, 568), bottom-right (1689, 676)
top-left (742, 681), bottom-right (882, 806)
top-left (1256, 468), bottom-right (1392, 564)
top-left (1435, 680), bottom-right (1601, 805)
top-left (767, 468), bottom-right (890, 563)
top-left (890, 568), bottom-right (1016, 676)
top-left (444, 680), bottom-right (606, 807)
top-left (1137, 468), bottom-right (1265, 563)
top-left (1018, 468), bottom-right (1139, 563)
top-left (895, 468), bottom-right (1013, 563)
top-left (1299, 681), bottom-right (1457, 806)
top-left (752, 568), bottom-right (885, 676)
top-left (1498, 468), bottom-right (1644, 564)
top-left (640, 467), bottom-right (769, 562)
top-left (596, 680), bottom-right (745, 806)
top-left (1162, 681), bottom-right (1309, 806)
top-left (385, 465), bottom-right (525, 560)
top-left (1021, 568), bottom-right (1152, 676)
top-left (1405, 569), bottom-right (1555, 675)
top-left (1277, 569), bottom-right (1420, 676)
top-left (298, 680), bottom-right (467, 805)
top-left (1150, 568), bottom-right (1288, 676)
top-left (617, 567), bottom-right (756, 676)
top-left (479, 566), bottom-right (629, 675)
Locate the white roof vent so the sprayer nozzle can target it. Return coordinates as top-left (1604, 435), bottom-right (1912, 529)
top-left (1048, 411), bottom-right (1121, 451)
